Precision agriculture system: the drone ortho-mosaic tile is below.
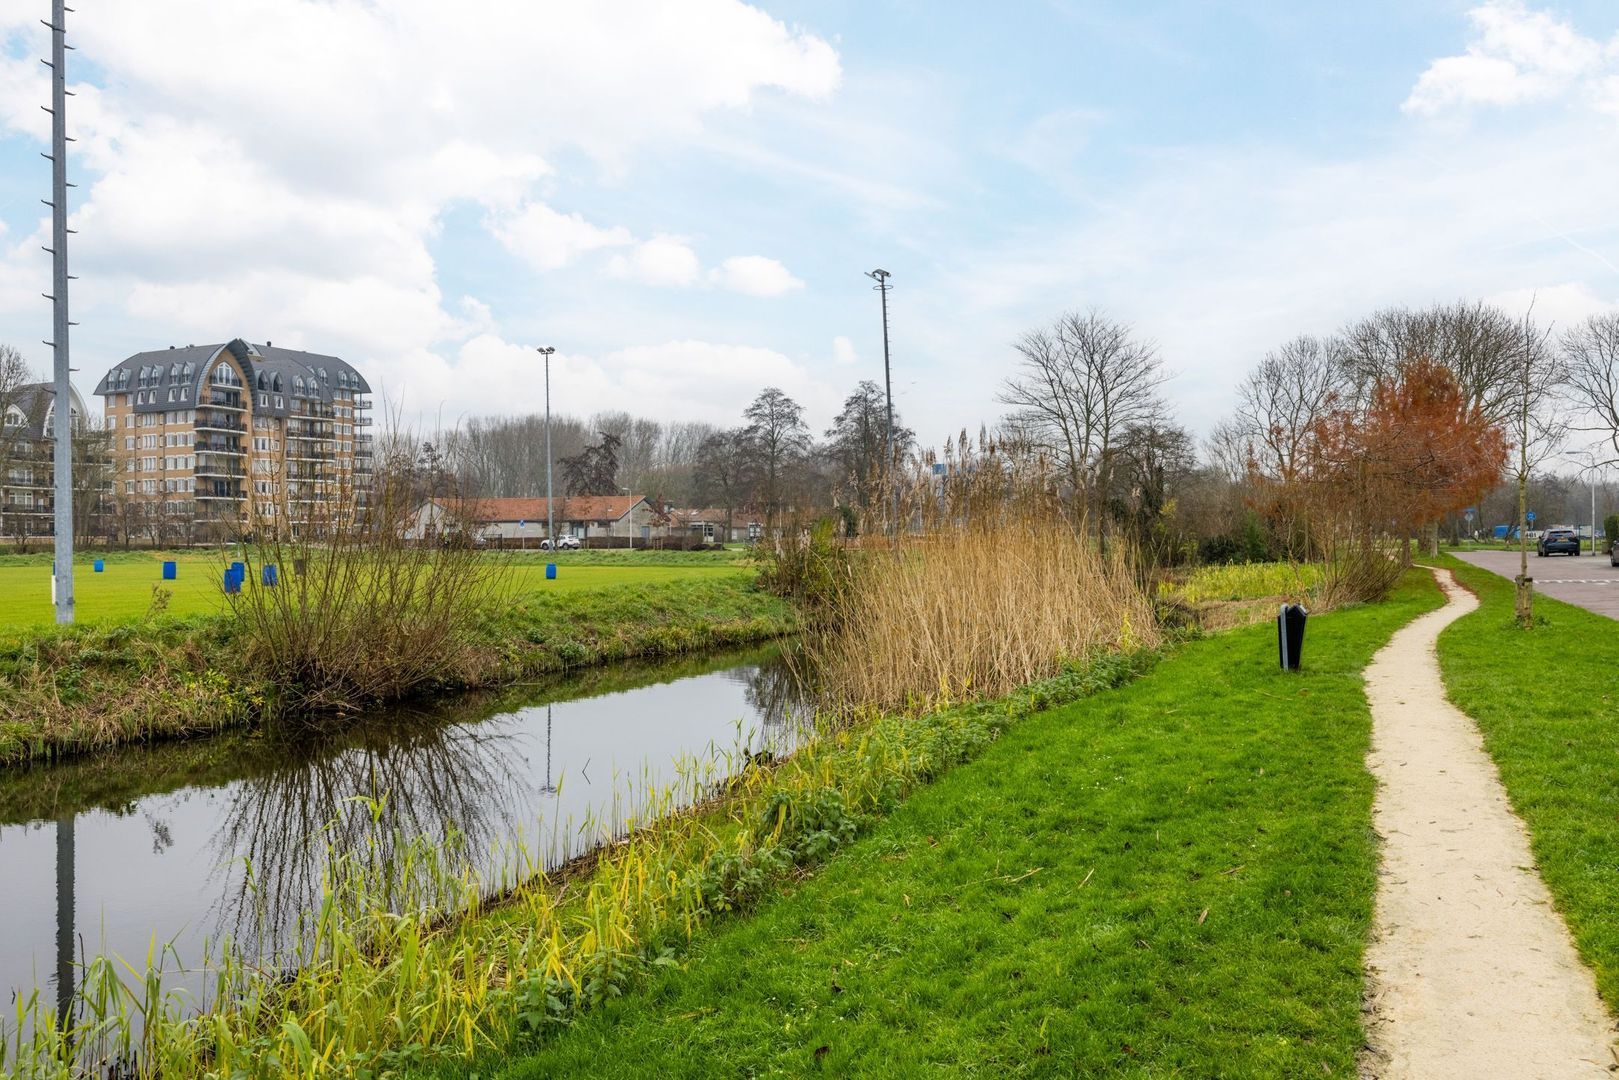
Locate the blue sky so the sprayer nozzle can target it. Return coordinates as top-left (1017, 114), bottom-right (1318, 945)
top-left (2, 1), bottom-right (1618, 446)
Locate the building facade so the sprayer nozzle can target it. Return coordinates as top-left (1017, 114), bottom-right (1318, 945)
top-left (408, 495), bottom-right (660, 543)
top-left (0, 382), bottom-right (87, 541)
top-left (93, 339), bottom-right (372, 537)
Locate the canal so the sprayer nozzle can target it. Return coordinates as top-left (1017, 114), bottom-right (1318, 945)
top-left (0, 643), bottom-right (806, 1019)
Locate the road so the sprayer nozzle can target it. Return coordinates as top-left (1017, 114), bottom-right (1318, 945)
top-left (1453, 549), bottom-right (1619, 621)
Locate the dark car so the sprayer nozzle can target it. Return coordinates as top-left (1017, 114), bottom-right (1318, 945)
top-left (1538, 527), bottom-right (1580, 557)
top-left (1611, 539), bottom-right (1619, 568)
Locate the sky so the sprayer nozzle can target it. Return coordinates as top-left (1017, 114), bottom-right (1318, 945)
top-left (2, 0), bottom-right (1618, 448)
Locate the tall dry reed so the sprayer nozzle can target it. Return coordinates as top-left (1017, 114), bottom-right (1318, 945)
top-left (800, 432), bottom-right (1158, 713)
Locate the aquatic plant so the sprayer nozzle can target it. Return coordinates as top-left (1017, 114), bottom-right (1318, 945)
top-left (0, 651), bottom-right (1152, 1078)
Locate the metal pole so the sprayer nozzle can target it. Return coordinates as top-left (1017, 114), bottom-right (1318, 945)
top-left (46, 0), bottom-right (75, 623)
top-left (1592, 472), bottom-right (1598, 556)
top-left (865, 269), bottom-right (894, 529)
top-left (537, 347), bottom-right (555, 548)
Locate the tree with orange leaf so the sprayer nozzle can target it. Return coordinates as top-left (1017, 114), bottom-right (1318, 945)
top-left (1308, 355), bottom-right (1507, 568)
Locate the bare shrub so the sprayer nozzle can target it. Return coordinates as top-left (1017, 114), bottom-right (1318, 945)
top-left (227, 424), bottom-right (510, 715)
top-left (802, 433), bottom-right (1158, 714)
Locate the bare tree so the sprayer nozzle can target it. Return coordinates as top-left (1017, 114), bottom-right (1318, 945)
top-left (742, 388), bottom-right (810, 528)
top-left (1341, 300), bottom-right (1521, 424)
top-left (1562, 312), bottom-right (1619, 467)
top-left (693, 427), bottom-right (754, 536)
top-left (1503, 313), bottom-right (1565, 626)
top-left (1232, 335), bottom-right (1349, 483)
top-left (999, 310), bottom-right (1166, 531)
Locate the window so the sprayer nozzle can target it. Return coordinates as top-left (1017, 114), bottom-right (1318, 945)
top-left (181, 387), bottom-right (189, 401)
top-left (169, 363), bottom-right (180, 379)
top-left (272, 373), bottom-right (282, 392)
top-left (275, 395), bottom-right (284, 409)
top-left (259, 393), bottom-right (268, 408)
top-left (124, 480), bottom-right (134, 494)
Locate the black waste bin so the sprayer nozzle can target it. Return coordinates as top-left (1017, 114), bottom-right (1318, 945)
top-left (1278, 603), bottom-right (1307, 671)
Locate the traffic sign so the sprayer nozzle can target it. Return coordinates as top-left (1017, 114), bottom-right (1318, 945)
top-left (1526, 511), bottom-right (1536, 522)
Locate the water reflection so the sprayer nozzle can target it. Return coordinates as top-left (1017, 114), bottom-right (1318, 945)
top-left (0, 642), bottom-right (808, 1016)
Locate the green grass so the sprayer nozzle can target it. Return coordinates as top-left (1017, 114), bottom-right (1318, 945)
top-left (414, 571), bottom-right (1443, 1079)
top-left (1161, 561), bottom-right (1320, 604)
top-left (0, 551), bottom-right (747, 629)
top-left (0, 575), bottom-right (792, 766)
top-left (1433, 555), bottom-right (1619, 1010)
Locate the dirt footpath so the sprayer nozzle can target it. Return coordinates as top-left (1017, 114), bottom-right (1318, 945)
top-left (1360, 568), bottom-right (1617, 1079)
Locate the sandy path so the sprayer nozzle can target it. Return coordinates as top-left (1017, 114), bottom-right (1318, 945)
top-left (1361, 568), bottom-right (1616, 1078)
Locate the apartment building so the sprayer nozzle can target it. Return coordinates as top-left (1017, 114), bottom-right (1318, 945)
top-left (94, 338), bottom-right (372, 536)
top-left (0, 382), bottom-right (86, 540)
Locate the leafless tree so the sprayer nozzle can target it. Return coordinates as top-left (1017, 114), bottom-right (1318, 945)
top-left (998, 310), bottom-right (1166, 531)
top-left (1340, 300), bottom-right (1521, 424)
top-left (1232, 335), bottom-right (1349, 483)
top-left (1504, 313), bottom-right (1565, 626)
top-left (1562, 312), bottom-right (1619, 468)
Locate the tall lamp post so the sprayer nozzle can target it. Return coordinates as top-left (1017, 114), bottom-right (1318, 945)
top-left (537, 347), bottom-right (556, 549)
top-left (45, 0), bottom-right (75, 624)
top-left (864, 269), bottom-right (894, 528)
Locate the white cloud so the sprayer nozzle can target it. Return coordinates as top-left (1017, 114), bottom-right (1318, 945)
top-left (491, 202), bottom-right (633, 272)
top-left (832, 335), bottom-right (860, 366)
top-left (1404, 1), bottom-right (1616, 115)
top-left (607, 236), bottom-right (702, 287)
top-left (0, 0), bottom-right (840, 411)
top-left (387, 334), bottom-right (839, 430)
top-left (708, 255), bottom-right (804, 296)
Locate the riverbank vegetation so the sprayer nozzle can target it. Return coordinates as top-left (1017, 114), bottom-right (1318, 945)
top-left (1434, 556), bottom-right (1619, 1006)
top-left (780, 436), bottom-right (1157, 715)
top-left (5, 641), bottom-right (1158, 1078)
top-left (0, 574), bottom-right (792, 766)
top-left (403, 569), bottom-right (1442, 1078)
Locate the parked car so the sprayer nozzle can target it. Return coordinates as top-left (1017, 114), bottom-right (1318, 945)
top-left (539, 536), bottom-right (582, 551)
top-left (1537, 527), bottom-right (1580, 557)
top-left (1611, 539), bottom-right (1619, 567)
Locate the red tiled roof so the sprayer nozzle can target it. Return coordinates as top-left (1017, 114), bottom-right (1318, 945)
top-left (448, 495), bottom-right (645, 523)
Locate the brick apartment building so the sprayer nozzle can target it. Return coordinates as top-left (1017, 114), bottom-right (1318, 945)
top-left (0, 382), bottom-right (87, 541)
top-left (93, 338), bottom-right (372, 537)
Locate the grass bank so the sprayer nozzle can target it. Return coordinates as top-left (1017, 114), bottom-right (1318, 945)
top-left (0, 550), bottom-right (749, 629)
top-left (409, 569), bottom-right (1442, 1079)
top-left (0, 575), bottom-right (793, 767)
top-left (1433, 555), bottom-right (1619, 1008)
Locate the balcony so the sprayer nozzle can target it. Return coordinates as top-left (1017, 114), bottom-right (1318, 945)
top-left (206, 392), bottom-right (245, 411)
top-left (195, 440), bottom-right (245, 455)
top-left (196, 464), bottom-right (246, 479)
top-left (195, 413), bottom-right (246, 434)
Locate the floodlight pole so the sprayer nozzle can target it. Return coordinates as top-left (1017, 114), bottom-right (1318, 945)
top-left (865, 269), bottom-right (895, 530)
top-left (45, 0), bottom-right (75, 623)
top-left (537, 347), bottom-right (556, 549)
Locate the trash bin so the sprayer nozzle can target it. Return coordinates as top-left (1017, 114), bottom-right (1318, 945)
top-left (1278, 603), bottom-right (1307, 671)
top-left (224, 568), bottom-right (242, 595)
top-left (162, 561), bottom-right (177, 580)
top-left (93, 559), bottom-right (104, 573)
top-left (546, 563), bottom-right (557, 580)
top-left (262, 565), bottom-right (278, 587)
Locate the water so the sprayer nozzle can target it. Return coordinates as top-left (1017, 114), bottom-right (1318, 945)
top-left (0, 643), bottom-right (807, 1019)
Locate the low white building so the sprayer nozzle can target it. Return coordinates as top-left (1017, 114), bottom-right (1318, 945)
top-left (408, 495), bottom-right (661, 543)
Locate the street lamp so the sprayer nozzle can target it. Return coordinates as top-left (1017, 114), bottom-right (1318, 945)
top-left (536, 347), bottom-right (556, 550)
top-left (865, 269), bottom-right (894, 528)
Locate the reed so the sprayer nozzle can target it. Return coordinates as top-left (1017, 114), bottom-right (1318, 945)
top-left (795, 433), bottom-right (1158, 713)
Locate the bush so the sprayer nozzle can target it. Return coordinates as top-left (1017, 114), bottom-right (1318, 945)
top-left (1605, 514), bottom-right (1619, 545)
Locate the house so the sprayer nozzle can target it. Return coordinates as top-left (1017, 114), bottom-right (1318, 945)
top-left (672, 507), bottom-right (760, 544)
top-left (408, 495), bottom-right (661, 544)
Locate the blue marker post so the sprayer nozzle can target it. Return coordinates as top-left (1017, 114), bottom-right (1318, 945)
top-left (162, 561), bottom-right (177, 581)
top-left (93, 559), bottom-right (104, 573)
top-left (546, 563), bottom-right (557, 580)
top-left (262, 565), bottom-right (279, 587)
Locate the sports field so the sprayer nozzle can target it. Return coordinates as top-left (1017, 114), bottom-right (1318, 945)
top-left (0, 551), bottom-right (749, 629)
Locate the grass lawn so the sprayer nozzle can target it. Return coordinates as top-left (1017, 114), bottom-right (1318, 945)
top-left (0, 551), bottom-right (748, 629)
top-left (1434, 555), bottom-right (1619, 1010)
top-left (415, 571), bottom-right (1442, 1079)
